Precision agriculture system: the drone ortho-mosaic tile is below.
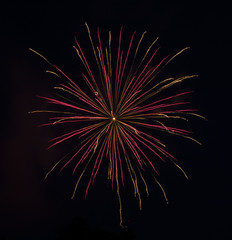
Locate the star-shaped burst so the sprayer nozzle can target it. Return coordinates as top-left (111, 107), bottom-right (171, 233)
top-left (29, 23), bottom-right (205, 227)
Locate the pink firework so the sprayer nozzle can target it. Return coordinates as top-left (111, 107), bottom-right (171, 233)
top-left (29, 23), bottom-right (204, 227)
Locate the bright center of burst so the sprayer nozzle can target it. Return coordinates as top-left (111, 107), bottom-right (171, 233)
top-left (112, 117), bottom-right (116, 121)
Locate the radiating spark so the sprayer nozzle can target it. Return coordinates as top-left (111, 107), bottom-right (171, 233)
top-left (171, 161), bottom-right (189, 180)
top-left (46, 70), bottom-right (62, 78)
top-left (29, 23), bottom-right (205, 226)
top-left (154, 176), bottom-right (169, 204)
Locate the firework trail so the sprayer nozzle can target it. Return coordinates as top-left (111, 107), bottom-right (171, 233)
top-left (29, 23), bottom-right (205, 227)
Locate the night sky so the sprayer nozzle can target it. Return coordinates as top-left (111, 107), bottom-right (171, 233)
top-left (1, 1), bottom-right (231, 239)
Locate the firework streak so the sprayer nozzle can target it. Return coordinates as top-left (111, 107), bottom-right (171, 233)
top-left (29, 23), bottom-right (205, 227)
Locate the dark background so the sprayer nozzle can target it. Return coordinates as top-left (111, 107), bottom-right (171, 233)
top-left (1, 1), bottom-right (231, 239)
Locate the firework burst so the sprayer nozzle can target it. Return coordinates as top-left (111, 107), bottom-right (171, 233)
top-left (29, 23), bottom-right (204, 227)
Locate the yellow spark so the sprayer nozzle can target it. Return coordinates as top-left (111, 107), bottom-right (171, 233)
top-left (45, 159), bottom-right (63, 180)
top-left (46, 70), bottom-right (61, 78)
top-left (165, 47), bottom-right (190, 66)
top-left (28, 110), bottom-right (76, 115)
top-left (154, 176), bottom-right (169, 204)
top-left (71, 153), bottom-right (94, 199)
top-left (138, 168), bottom-right (149, 197)
top-left (94, 137), bottom-right (99, 153)
top-left (172, 161), bottom-right (189, 180)
top-left (29, 48), bottom-right (51, 64)
top-left (187, 113), bottom-right (208, 120)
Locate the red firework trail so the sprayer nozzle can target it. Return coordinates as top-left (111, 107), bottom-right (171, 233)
top-left (29, 23), bottom-right (205, 227)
